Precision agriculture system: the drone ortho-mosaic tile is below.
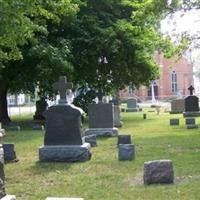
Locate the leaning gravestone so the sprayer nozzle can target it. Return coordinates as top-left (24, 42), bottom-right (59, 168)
top-left (183, 85), bottom-right (200, 117)
top-left (126, 98), bottom-right (139, 112)
top-left (143, 160), bottom-right (174, 185)
top-left (39, 76), bottom-right (91, 162)
top-left (170, 99), bottom-right (185, 114)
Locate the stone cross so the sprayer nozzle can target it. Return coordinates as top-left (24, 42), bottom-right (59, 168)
top-left (188, 85), bottom-right (194, 96)
top-left (53, 76), bottom-right (73, 104)
top-left (96, 89), bottom-right (105, 103)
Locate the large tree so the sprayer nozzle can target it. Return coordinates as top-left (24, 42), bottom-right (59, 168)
top-left (0, 0), bottom-right (78, 123)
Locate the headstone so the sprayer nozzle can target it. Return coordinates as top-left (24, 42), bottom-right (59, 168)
top-left (126, 98), bottom-right (139, 112)
top-left (185, 118), bottom-right (198, 129)
top-left (3, 144), bottom-right (18, 162)
top-left (39, 76), bottom-right (91, 162)
top-left (33, 98), bottom-right (48, 120)
top-left (183, 86), bottom-right (200, 117)
top-left (143, 113), bottom-right (147, 119)
top-left (117, 135), bottom-right (132, 146)
top-left (84, 134), bottom-right (97, 147)
top-left (143, 160), bottom-right (174, 185)
top-left (169, 119), bottom-right (179, 126)
top-left (85, 103), bottom-right (118, 137)
top-left (46, 198), bottom-right (83, 200)
top-left (118, 144), bottom-right (135, 161)
top-left (109, 100), bottom-right (123, 128)
top-left (170, 99), bottom-right (185, 114)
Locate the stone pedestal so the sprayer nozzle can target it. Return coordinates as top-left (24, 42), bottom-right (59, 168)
top-left (85, 128), bottom-right (118, 137)
top-left (143, 160), bottom-right (174, 185)
top-left (39, 143), bottom-right (91, 162)
top-left (118, 144), bottom-right (135, 161)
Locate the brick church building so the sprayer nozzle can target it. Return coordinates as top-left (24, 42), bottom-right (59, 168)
top-left (119, 52), bottom-right (194, 100)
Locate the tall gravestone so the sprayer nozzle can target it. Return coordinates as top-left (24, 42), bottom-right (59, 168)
top-left (183, 85), bottom-right (200, 117)
top-left (33, 98), bottom-right (48, 120)
top-left (126, 98), bottom-right (140, 112)
top-left (85, 91), bottom-right (118, 137)
top-left (39, 76), bottom-right (91, 162)
top-left (170, 99), bottom-right (185, 114)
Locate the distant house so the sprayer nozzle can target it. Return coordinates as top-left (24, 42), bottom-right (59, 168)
top-left (119, 52), bottom-right (194, 100)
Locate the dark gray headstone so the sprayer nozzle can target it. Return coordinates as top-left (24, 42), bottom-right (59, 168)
top-left (88, 103), bottom-right (114, 128)
top-left (144, 160), bottom-right (174, 185)
top-left (43, 105), bottom-right (83, 145)
top-left (170, 119), bottom-right (179, 126)
top-left (185, 118), bottom-right (195, 125)
top-left (118, 144), bottom-right (135, 161)
top-left (33, 98), bottom-right (48, 120)
top-left (185, 96), bottom-right (199, 112)
top-left (117, 135), bottom-right (132, 145)
top-left (3, 144), bottom-right (18, 162)
top-left (143, 113), bottom-right (147, 119)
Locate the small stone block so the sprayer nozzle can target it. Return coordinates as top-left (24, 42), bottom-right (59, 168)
top-left (84, 135), bottom-right (97, 147)
top-left (143, 160), bottom-right (174, 185)
top-left (46, 198), bottom-right (83, 200)
top-left (187, 124), bottom-right (198, 129)
top-left (118, 144), bottom-right (135, 161)
top-left (185, 118), bottom-right (195, 125)
top-left (117, 135), bottom-right (132, 146)
top-left (8, 126), bottom-right (21, 131)
top-left (3, 144), bottom-right (18, 162)
top-left (169, 119), bottom-right (179, 126)
top-left (1, 195), bottom-right (16, 200)
top-left (143, 113), bottom-right (147, 119)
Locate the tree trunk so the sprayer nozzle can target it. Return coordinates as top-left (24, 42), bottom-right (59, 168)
top-left (0, 86), bottom-right (11, 124)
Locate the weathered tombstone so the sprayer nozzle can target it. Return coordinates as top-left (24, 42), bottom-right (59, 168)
top-left (117, 135), bottom-right (132, 146)
top-left (169, 119), bottom-right (179, 126)
top-left (3, 144), bottom-right (18, 162)
top-left (143, 160), bottom-right (174, 185)
top-left (183, 85), bottom-right (200, 117)
top-left (109, 100), bottom-right (123, 128)
top-left (46, 198), bottom-right (84, 200)
top-left (85, 103), bottom-right (118, 137)
top-left (126, 98), bottom-right (139, 112)
top-left (185, 118), bottom-right (198, 129)
top-left (33, 98), bottom-right (48, 120)
top-left (143, 113), bottom-right (147, 119)
top-left (170, 99), bottom-right (185, 114)
top-left (118, 144), bottom-right (135, 161)
top-left (39, 76), bottom-right (91, 162)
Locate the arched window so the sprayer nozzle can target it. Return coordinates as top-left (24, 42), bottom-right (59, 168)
top-left (171, 71), bottom-right (177, 93)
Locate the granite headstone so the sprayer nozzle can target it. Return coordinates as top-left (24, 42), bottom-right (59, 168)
top-left (170, 99), bottom-right (185, 114)
top-left (126, 98), bottom-right (139, 112)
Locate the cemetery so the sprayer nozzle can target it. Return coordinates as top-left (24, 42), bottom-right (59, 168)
top-left (1, 1), bottom-right (200, 200)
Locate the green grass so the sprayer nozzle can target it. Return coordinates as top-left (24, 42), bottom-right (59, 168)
top-left (4, 108), bottom-right (200, 200)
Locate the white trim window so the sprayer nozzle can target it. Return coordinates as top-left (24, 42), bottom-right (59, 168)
top-left (171, 71), bottom-right (177, 93)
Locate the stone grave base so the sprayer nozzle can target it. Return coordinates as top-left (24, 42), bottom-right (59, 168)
top-left (46, 198), bottom-right (83, 200)
top-left (1, 195), bottom-right (16, 200)
top-left (183, 112), bottom-right (200, 117)
top-left (126, 108), bottom-right (139, 112)
top-left (85, 128), bottom-right (118, 137)
top-left (39, 143), bottom-right (91, 162)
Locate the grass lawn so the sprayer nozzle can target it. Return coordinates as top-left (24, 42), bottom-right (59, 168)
top-left (3, 107), bottom-right (200, 200)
